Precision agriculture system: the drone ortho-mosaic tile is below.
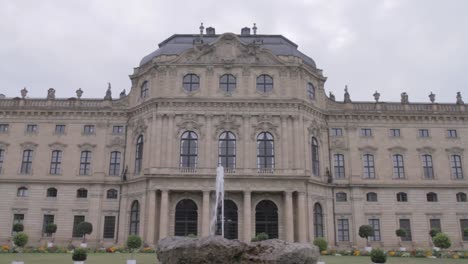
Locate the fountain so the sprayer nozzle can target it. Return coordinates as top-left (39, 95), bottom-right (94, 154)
top-left (210, 166), bottom-right (225, 237)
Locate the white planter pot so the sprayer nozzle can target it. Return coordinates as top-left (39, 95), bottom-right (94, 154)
top-left (80, 243), bottom-right (87, 248)
top-left (74, 262), bottom-right (84, 264)
top-left (399, 247), bottom-right (406, 251)
top-left (127, 260), bottom-right (136, 264)
top-left (47, 242), bottom-right (54, 248)
top-left (433, 246), bottom-right (440, 251)
top-left (317, 261), bottom-right (325, 264)
top-left (11, 261), bottom-right (24, 264)
top-left (365, 246), bottom-right (372, 252)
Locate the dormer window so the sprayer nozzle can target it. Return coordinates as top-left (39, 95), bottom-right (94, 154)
top-left (140, 81), bottom-right (149, 98)
top-left (183, 74), bottom-right (200, 92)
top-left (256, 75), bottom-right (273, 93)
top-left (307, 82), bottom-right (315, 100)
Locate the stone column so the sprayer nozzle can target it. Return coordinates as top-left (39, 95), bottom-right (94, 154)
top-left (146, 190), bottom-right (157, 245)
top-left (297, 192), bottom-right (307, 243)
top-left (202, 190), bottom-right (211, 237)
top-left (167, 114), bottom-right (175, 168)
top-left (243, 191), bottom-right (252, 242)
top-left (159, 190), bottom-right (169, 239)
top-left (284, 191), bottom-right (294, 242)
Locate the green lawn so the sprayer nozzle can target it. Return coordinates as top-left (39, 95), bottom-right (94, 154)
top-left (321, 256), bottom-right (464, 263)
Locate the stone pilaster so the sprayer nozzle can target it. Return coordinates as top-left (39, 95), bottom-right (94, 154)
top-left (202, 190), bottom-right (211, 236)
top-left (159, 190), bottom-right (169, 240)
top-left (146, 190), bottom-right (157, 244)
top-left (284, 191), bottom-right (294, 242)
top-left (297, 192), bottom-right (307, 243)
top-left (243, 191), bottom-right (252, 242)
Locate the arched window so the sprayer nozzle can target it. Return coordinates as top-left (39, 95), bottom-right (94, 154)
top-left (363, 154), bottom-right (375, 179)
top-left (392, 154), bottom-right (405, 178)
top-left (333, 154), bottom-right (345, 178)
top-left (49, 150), bottom-right (62, 175)
top-left (219, 74), bottom-right (236, 92)
top-left (427, 192), bottom-right (438, 202)
top-left (175, 199), bottom-right (198, 236)
top-left (307, 82), bottom-right (315, 100)
top-left (183, 74), bottom-right (200, 92)
top-left (180, 131), bottom-right (198, 168)
top-left (218, 132), bottom-right (236, 169)
top-left (79, 151), bottom-right (92, 175)
top-left (457, 192), bottom-right (467, 202)
top-left (140, 81), bottom-right (149, 98)
top-left (135, 136), bottom-right (143, 174)
top-left (255, 200), bottom-right (278, 239)
top-left (17, 187), bottom-right (28, 197)
top-left (336, 192), bottom-right (347, 202)
top-left (312, 137), bottom-right (320, 176)
top-left (257, 132), bottom-right (274, 169)
top-left (76, 188), bottom-right (88, 198)
top-left (47, 187), bottom-right (57, 198)
top-left (109, 151), bottom-right (121, 176)
top-left (106, 189), bottom-right (118, 199)
top-left (256, 74), bottom-right (273, 93)
top-left (215, 200), bottom-right (238, 239)
top-left (20, 149), bottom-right (33, 174)
top-left (366, 192), bottom-right (378, 202)
top-left (421, 154), bottom-right (434, 179)
top-left (396, 192), bottom-right (407, 202)
top-left (313, 203), bottom-right (324, 238)
top-left (451, 155), bottom-right (464, 179)
top-left (129, 200), bottom-right (140, 235)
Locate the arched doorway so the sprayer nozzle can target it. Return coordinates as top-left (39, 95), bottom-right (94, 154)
top-left (255, 200), bottom-right (278, 239)
top-left (215, 200), bottom-right (238, 239)
top-left (174, 199), bottom-right (198, 236)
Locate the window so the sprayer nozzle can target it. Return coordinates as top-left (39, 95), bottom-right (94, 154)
top-left (421, 154), bottom-right (434, 179)
top-left (333, 154), bottom-right (345, 178)
top-left (390, 129), bottom-right (401, 137)
top-left (430, 219), bottom-right (441, 233)
top-left (419, 129), bottom-right (429, 138)
top-left (129, 200), bottom-right (140, 235)
top-left (17, 187), bottom-right (28, 197)
top-left (72, 215), bottom-right (85, 238)
top-left (312, 137), bottom-right (320, 176)
top-left (255, 200), bottom-right (278, 239)
top-left (219, 74), bottom-right (236, 92)
top-left (397, 192), bottom-right (408, 202)
top-left (256, 74), bottom-right (273, 93)
top-left (337, 219), bottom-right (349, 241)
top-left (106, 189), bottom-right (118, 199)
top-left (183, 74), bottom-right (200, 92)
top-left (55, 125), bottom-right (65, 134)
top-left (215, 200), bottom-right (238, 239)
top-left (447, 129), bottom-right (458, 138)
top-left (135, 135), bottom-right (144, 174)
top-left (109, 151), bottom-right (121, 176)
top-left (112, 125), bottom-right (124, 134)
top-left (83, 125), bottom-right (95, 134)
top-left (336, 192), bottom-right (347, 202)
top-left (451, 155), bottom-right (464, 179)
top-left (457, 192), bottom-right (467, 202)
top-left (180, 131), bottom-right (198, 168)
top-left (392, 154), bottom-right (405, 178)
top-left (46, 187), bottom-right (57, 198)
top-left (103, 216), bottom-right (116, 239)
top-left (140, 81), bottom-right (149, 98)
top-left (218, 131), bottom-right (236, 169)
top-left (12, 214), bottom-right (24, 234)
top-left (369, 219), bottom-right (381, 241)
top-left (307, 82), bottom-right (315, 100)
top-left (331, 128), bottom-right (343, 137)
top-left (360, 128), bottom-right (372, 137)
top-left (50, 150), bottom-right (62, 175)
top-left (26, 124), bottom-right (37, 133)
top-left (366, 192), bottom-right (378, 202)
top-left (399, 219), bottom-right (412, 241)
top-left (427, 192), bottom-right (438, 202)
top-left (76, 188), bottom-right (88, 198)
top-left (0, 124), bottom-right (9, 133)
top-left (363, 154), bottom-right (375, 179)
top-left (42, 215), bottom-right (54, 237)
top-left (0, 149), bottom-right (4, 174)
top-left (20, 149), bottom-right (33, 174)
top-left (257, 132), bottom-right (275, 170)
top-left (79, 151), bottom-right (92, 175)
top-left (460, 219), bottom-right (468, 241)
top-left (314, 203), bottom-right (324, 238)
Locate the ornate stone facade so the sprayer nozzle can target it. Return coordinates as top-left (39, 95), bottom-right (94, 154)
top-left (0, 29), bottom-right (467, 250)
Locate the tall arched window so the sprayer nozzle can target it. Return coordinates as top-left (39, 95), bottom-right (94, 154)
top-left (215, 200), bottom-right (238, 239)
top-left (363, 154), bottom-right (375, 179)
top-left (180, 131), bottom-right (198, 168)
top-left (256, 74), bottom-right (273, 93)
top-left (140, 81), bottom-right (149, 98)
top-left (129, 200), bottom-right (140, 235)
top-left (135, 136), bottom-right (143, 174)
top-left (307, 82), bottom-right (315, 100)
top-left (392, 154), bottom-right (405, 178)
top-left (257, 132), bottom-right (274, 170)
top-left (421, 154), bottom-right (434, 179)
top-left (109, 151), bottom-right (121, 176)
top-left (451, 155), bottom-right (464, 179)
top-left (175, 199), bottom-right (198, 236)
top-left (255, 200), bottom-right (278, 239)
top-left (312, 137), bottom-right (320, 176)
top-left (333, 154), bottom-right (345, 178)
top-left (218, 132), bottom-right (236, 169)
top-left (79, 151), bottom-right (91, 175)
top-left (219, 74), bottom-right (236, 92)
top-left (50, 150), bottom-right (62, 175)
top-left (20, 149), bottom-right (33, 174)
top-left (314, 203), bottom-right (324, 238)
top-left (183, 74), bottom-right (200, 92)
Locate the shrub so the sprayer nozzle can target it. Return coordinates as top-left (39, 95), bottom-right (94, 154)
top-left (127, 235), bottom-right (142, 250)
top-left (45, 223), bottom-right (57, 236)
top-left (429, 228), bottom-right (440, 238)
top-left (395, 229), bottom-right (406, 238)
top-left (72, 248), bottom-right (87, 261)
top-left (13, 232), bottom-right (28, 248)
top-left (433, 233), bottom-right (451, 250)
top-left (359, 225), bottom-right (374, 245)
top-left (76, 222), bottom-right (93, 242)
top-left (252, 232), bottom-right (269, 241)
top-left (12, 223), bottom-right (24, 233)
top-left (313, 237), bottom-right (328, 252)
top-left (370, 248), bottom-right (387, 263)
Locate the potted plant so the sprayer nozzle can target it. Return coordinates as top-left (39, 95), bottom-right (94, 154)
top-left (72, 248), bottom-right (87, 264)
top-left (370, 248), bottom-right (387, 263)
top-left (313, 237), bottom-right (328, 264)
top-left (45, 223), bottom-right (57, 247)
top-left (12, 232), bottom-right (28, 264)
top-left (126, 235), bottom-right (142, 264)
top-left (358, 225), bottom-right (374, 251)
top-left (395, 229), bottom-right (406, 251)
top-left (432, 232), bottom-right (451, 261)
top-left (76, 222), bottom-right (93, 248)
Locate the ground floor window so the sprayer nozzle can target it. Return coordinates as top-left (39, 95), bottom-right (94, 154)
top-left (12, 214), bottom-right (24, 235)
top-left (337, 219), bottom-right (349, 241)
top-left (72, 215), bottom-right (85, 238)
top-left (368, 219), bottom-right (381, 241)
top-left (175, 199), bottom-right (198, 236)
top-left (314, 203), bottom-right (324, 238)
top-left (430, 219), bottom-right (441, 232)
top-left (255, 200), bottom-right (278, 239)
top-left (461, 219), bottom-right (468, 241)
top-left (103, 216), bottom-right (116, 239)
top-left (42, 215), bottom-right (54, 237)
top-left (399, 219), bottom-right (412, 241)
top-left (215, 200), bottom-right (238, 239)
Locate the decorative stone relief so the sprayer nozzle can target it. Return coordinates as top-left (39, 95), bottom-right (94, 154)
top-left (77, 143), bottom-right (97, 150)
top-left (20, 142), bottom-right (38, 150)
top-left (388, 146), bottom-right (407, 153)
top-left (358, 146), bottom-right (378, 153)
top-left (251, 120), bottom-right (279, 140)
top-left (213, 114), bottom-right (241, 140)
top-left (445, 147), bottom-right (464, 154)
top-left (48, 142), bottom-right (67, 150)
top-left (107, 137), bottom-right (126, 149)
top-left (0, 141), bottom-right (10, 149)
top-left (176, 115), bottom-right (204, 139)
top-left (131, 117), bottom-right (148, 137)
top-left (416, 146), bottom-right (436, 154)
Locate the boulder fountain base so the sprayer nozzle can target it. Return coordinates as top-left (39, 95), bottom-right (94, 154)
top-left (157, 236), bottom-right (319, 264)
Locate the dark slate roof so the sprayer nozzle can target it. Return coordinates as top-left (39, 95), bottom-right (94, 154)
top-left (139, 34), bottom-right (316, 68)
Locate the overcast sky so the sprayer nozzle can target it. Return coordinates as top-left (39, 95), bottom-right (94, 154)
top-left (1, 0), bottom-right (467, 103)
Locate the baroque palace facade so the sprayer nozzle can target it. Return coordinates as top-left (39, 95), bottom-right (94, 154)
top-left (0, 26), bottom-right (467, 249)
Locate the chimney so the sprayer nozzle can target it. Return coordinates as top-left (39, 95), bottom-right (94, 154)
top-left (206, 27), bottom-right (215, 36)
top-left (241, 27), bottom-right (251, 36)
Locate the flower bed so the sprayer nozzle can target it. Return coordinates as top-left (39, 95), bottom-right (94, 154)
top-left (319, 248), bottom-right (468, 259)
top-left (0, 244), bottom-right (155, 254)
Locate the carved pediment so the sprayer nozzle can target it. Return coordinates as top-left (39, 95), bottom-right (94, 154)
top-left (213, 114), bottom-right (241, 140)
top-left (130, 117), bottom-right (147, 136)
top-left (251, 121), bottom-right (279, 140)
top-left (358, 145), bottom-right (378, 153)
top-left (446, 147), bottom-right (464, 154)
top-left (20, 141), bottom-right (38, 150)
top-left (307, 120), bottom-right (325, 139)
top-left (176, 115), bottom-right (204, 139)
top-left (0, 141), bottom-right (9, 149)
top-left (49, 142), bottom-right (67, 150)
top-left (107, 137), bottom-right (126, 149)
top-left (388, 146), bottom-right (407, 153)
top-left (78, 143), bottom-right (96, 150)
top-left (416, 146), bottom-right (436, 154)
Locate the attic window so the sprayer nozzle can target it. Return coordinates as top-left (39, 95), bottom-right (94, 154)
top-left (183, 74), bottom-right (200, 92)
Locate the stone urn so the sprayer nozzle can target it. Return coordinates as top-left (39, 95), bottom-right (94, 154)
top-left (126, 260), bottom-right (136, 264)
